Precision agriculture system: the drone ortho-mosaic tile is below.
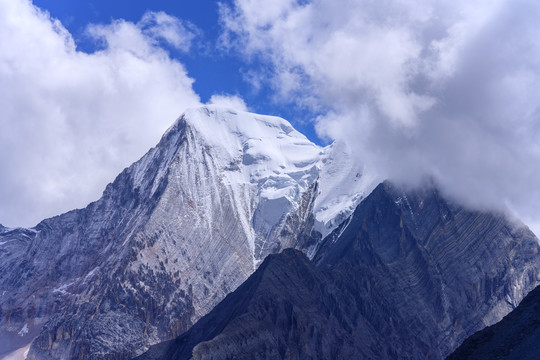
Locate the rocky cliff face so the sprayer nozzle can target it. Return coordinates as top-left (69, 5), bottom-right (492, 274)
top-left (314, 182), bottom-right (540, 358)
top-left (1, 107), bottom-right (362, 359)
top-left (447, 284), bottom-right (540, 360)
top-left (136, 182), bottom-right (540, 360)
top-left (135, 248), bottom-right (381, 360)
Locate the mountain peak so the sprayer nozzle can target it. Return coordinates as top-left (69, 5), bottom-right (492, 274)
top-left (183, 106), bottom-right (299, 141)
top-left (170, 106), bottom-right (326, 260)
top-left (180, 106), bottom-right (322, 175)
top-left (3, 104), bottom-right (540, 359)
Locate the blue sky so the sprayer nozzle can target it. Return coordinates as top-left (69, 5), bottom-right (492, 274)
top-left (2, 0), bottom-right (540, 235)
top-left (32, 0), bottom-right (322, 143)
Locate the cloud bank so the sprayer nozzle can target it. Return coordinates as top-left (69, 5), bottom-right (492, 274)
top-left (221, 0), bottom-right (540, 234)
top-left (0, 0), bottom-right (205, 226)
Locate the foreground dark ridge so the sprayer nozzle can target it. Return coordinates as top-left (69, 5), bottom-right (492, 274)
top-left (448, 284), bottom-right (540, 360)
top-left (136, 182), bottom-right (540, 360)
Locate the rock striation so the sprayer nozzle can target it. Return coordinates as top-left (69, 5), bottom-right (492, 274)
top-left (136, 182), bottom-right (540, 360)
top-left (447, 284), bottom-right (540, 360)
top-left (2, 107), bottom-right (371, 359)
top-left (134, 248), bottom-right (379, 360)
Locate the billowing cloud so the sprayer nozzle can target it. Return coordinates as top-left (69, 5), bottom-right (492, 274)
top-left (207, 94), bottom-right (248, 111)
top-left (0, 0), bottom-right (203, 227)
top-left (221, 0), bottom-right (540, 234)
top-left (137, 11), bottom-right (199, 52)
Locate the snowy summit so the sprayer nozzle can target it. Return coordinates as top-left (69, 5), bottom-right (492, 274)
top-left (175, 106), bottom-right (378, 253)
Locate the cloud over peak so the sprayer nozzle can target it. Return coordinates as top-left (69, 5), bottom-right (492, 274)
top-left (222, 0), bottom-right (540, 233)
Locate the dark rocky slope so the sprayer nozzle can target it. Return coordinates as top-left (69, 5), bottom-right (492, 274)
top-left (136, 182), bottom-right (540, 360)
top-left (448, 284), bottom-right (540, 360)
top-left (135, 248), bottom-right (407, 360)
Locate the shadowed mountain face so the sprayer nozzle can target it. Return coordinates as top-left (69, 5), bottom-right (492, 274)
top-left (136, 182), bottom-right (540, 360)
top-left (448, 284), bottom-right (540, 360)
top-left (134, 248), bottom-right (392, 360)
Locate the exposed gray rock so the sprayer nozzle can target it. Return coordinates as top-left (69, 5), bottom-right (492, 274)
top-left (134, 248), bottom-right (387, 360)
top-left (447, 284), bottom-right (540, 360)
top-left (136, 182), bottom-right (540, 360)
top-left (315, 182), bottom-right (540, 357)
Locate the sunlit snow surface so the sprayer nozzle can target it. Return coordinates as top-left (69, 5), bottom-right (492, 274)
top-left (314, 142), bottom-right (379, 237)
top-left (181, 106), bottom-right (378, 243)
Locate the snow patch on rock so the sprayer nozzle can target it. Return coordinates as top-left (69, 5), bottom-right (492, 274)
top-left (18, 323), bottom-right (28, 336)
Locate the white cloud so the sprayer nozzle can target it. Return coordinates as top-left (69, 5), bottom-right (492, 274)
top-left (207, 94), bottom-right (248, 111)
top-left (222, 0), bottom-right (540, 235)
top-left (0, 0), bottom-right (202, 227)
top-left (138, 11), bottom-right (198, 52)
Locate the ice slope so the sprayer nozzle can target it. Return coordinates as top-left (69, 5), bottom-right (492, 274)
top-left (313, 141), bottom-right (379, 238)
top-left (179, 107), bottom-right (323, 261)
top-left (171, 107), bottom-right (378, 259)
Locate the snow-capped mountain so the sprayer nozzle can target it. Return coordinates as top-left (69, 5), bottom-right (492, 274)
top-left (169, 107), bottom-right (377, 256)
top-left (0, 107), bottom-right (373, 359)
top-left (1, 106), bottom-right (538, 360)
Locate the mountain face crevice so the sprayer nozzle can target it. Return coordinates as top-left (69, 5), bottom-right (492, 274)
top-left (136, 182), bottom-right (540, 360)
